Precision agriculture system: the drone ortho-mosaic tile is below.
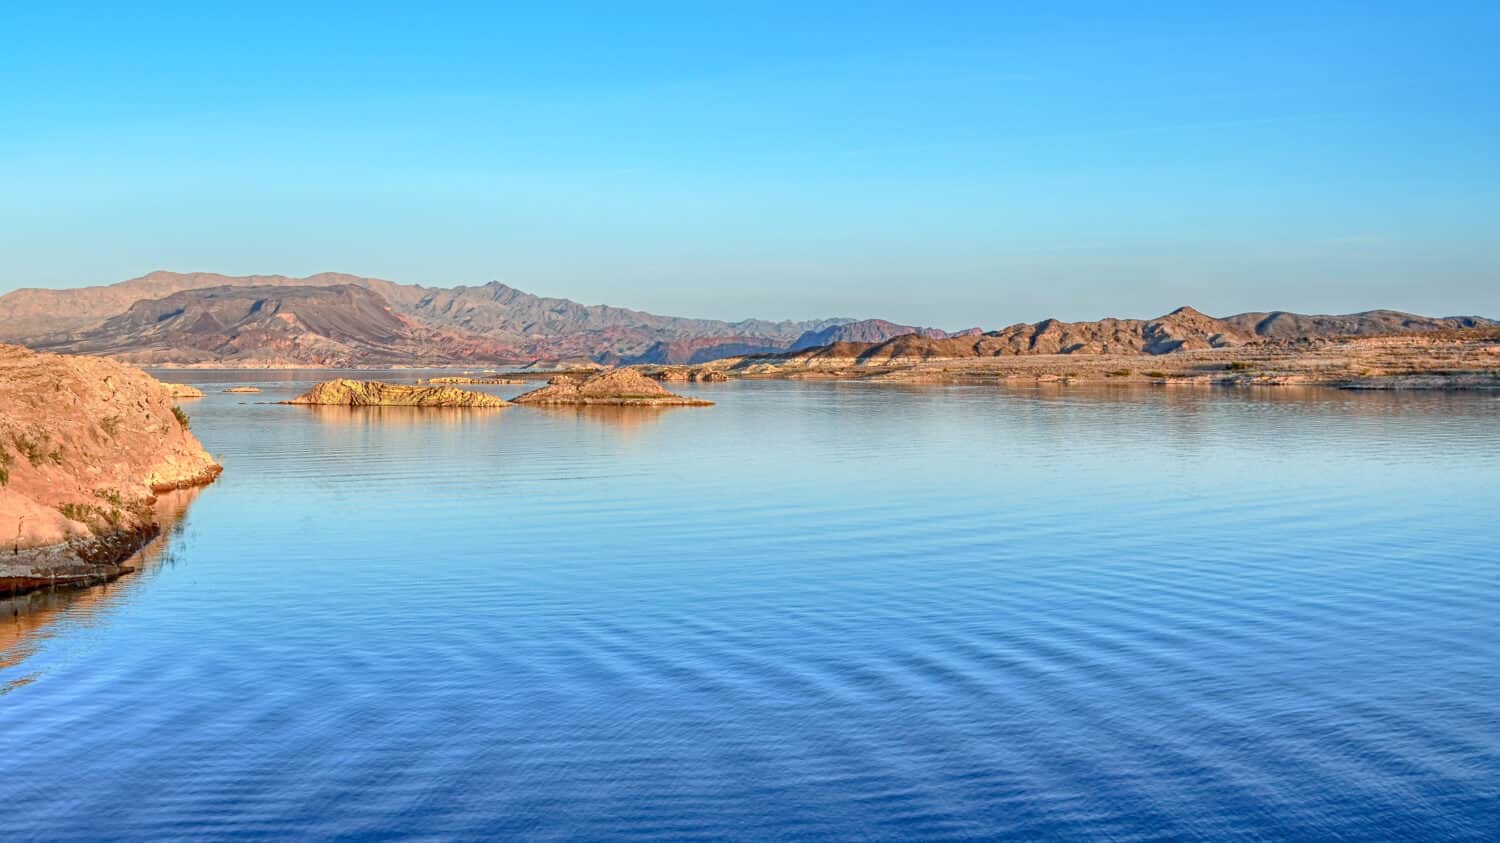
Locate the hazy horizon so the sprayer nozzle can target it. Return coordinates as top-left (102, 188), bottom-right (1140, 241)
top-left (4, 4), bottom-right (1497, 325)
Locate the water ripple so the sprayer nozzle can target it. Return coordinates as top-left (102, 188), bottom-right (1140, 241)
top-left (0, 376), bottom-right (1496, 840)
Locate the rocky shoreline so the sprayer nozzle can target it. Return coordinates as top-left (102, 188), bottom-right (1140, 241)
top-left (705, 330), bottom-right (1500, 390)
top-left (0, 345), bottom-right (222, 597)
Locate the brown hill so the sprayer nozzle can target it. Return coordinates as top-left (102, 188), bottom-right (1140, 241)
top-left (788, 319), bottom-right (977, 351)
top-left (33, 285), bottom-right (517, 367)
top-left (618, 336), bottom-right (787, 365)
top-left (1222, 309), bottom-right (1495, 338)
top-left (0, 270), bottom-right (855, 361)
top-left (0, 345), bottom-right (221, 594)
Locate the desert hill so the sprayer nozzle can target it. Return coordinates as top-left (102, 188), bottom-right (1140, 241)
top-left (0, 344), bottom-right (221, 594)
top-left (782, 306), bottom-right (1495, 363)
top-left (31, 285), bottom-right (517, 367)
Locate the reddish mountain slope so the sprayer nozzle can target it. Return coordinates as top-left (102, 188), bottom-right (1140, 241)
top-left (35, 285), bottom-right (517, 366)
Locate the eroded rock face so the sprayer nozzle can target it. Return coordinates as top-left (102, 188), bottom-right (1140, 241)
top-left (513, 368), bottom-right (713, 406)
top-left (283, 379), bottom-right (510, 407)
top-left (0, 344), bottom-right (222, 594)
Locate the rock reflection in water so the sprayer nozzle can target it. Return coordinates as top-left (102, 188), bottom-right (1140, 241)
top-left (0, 488), bottom-right (202, 687)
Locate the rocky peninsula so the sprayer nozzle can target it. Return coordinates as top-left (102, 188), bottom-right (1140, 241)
top-left (513, 368), bottom-right (713, 406)
top-left (0, 344), bottom-right (222, 595)
top-left (284, 379), bottom-right (511, 407)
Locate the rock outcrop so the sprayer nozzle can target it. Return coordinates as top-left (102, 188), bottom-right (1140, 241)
top-left (513, 368), bottom-right (713, 406)
top-left (0, 345), bottom-right (222, 595)
top-left (651, 367), bottom-right (729, 383)
top-left (283, 379), bottom-right (511, 407)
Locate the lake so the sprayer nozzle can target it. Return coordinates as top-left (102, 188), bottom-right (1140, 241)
top-left (2, 375), bottom-right (1497, 840)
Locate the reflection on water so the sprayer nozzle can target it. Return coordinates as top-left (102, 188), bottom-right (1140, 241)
top-left (0, 488), bottom-right (202, 684)
top-left (1, 375), bottom-right (1496, 840)
top-left (519, 404), bottom-right (693, 433)
top-left (298, 404), bottom-right (512, 430)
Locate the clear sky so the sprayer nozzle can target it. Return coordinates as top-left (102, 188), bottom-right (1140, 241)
top-left (2, 2), bottom-right (1497, 326)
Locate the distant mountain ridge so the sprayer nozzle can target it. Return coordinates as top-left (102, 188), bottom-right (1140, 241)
top-left (788, 319), bottom-right (983, 351)
top-left (34, 285), bottom-right (516, 366)
top-left (781, 306), bottom-right (1497, 364)
top-left (0, 270), bottom-right (855, 344)
top-left (0, 271), bottom-right (961, 365)
top-left (0, 271), bottom-right (1491, 366)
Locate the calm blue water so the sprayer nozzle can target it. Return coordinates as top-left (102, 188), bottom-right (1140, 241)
top-left (2, 375), bottom-right (1497, 840)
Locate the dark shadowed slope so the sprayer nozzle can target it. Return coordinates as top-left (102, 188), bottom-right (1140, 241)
top-left (34, 285), bottom-right (517, 367)
top-left (0, 271), bottom-right (854, 359)
top-left (788, 319), bottom-right (981, 351)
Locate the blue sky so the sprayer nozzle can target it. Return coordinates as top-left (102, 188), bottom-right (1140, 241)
top-left (2, 2), bottom-right (1496, 325)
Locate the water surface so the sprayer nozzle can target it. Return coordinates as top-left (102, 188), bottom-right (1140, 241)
top-left (2, 375), bottom-right (1497, 840)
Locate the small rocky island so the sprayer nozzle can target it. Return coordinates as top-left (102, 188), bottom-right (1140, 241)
top-left (284, 379), bottom-right (511, 407)
top-left (513, 368), bottom-right (714, 406)
top-left (421, 376), bottom-right (526, 385)
top-left (650, 367), bottom-right (729, 383)
top-left (0, 344), bottom-right (222, 595)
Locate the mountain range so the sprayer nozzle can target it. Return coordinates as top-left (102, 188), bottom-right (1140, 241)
top-left (0, 271), bottom-right (1491, 366)
top-left (0, 271), bottom-right (968, 366)
top-left (782, 306), bottom-right (1497, 364)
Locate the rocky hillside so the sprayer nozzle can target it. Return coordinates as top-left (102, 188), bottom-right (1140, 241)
top-left (782, 307), bottom-right (1496, 363)
top-left (2, 271), bottom-right (1490, 366)
top-left (0, 271), bottom-right (858, 363)
top-left (0, 345), bottom-right (221, 594)
top-left (32, 284), bottom-right (517, 367)
top-left (617, 336), bottom-right (789, 365)
top-left (788, 319), bottom-right (980, 351)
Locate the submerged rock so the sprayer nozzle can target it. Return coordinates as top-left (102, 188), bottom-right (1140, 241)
top-left (223, 386), bottom-right (262, 393)
top-left (283, 379), bottom-right (510, 407)
top-left (513, 368), bottom-right (713, 406)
